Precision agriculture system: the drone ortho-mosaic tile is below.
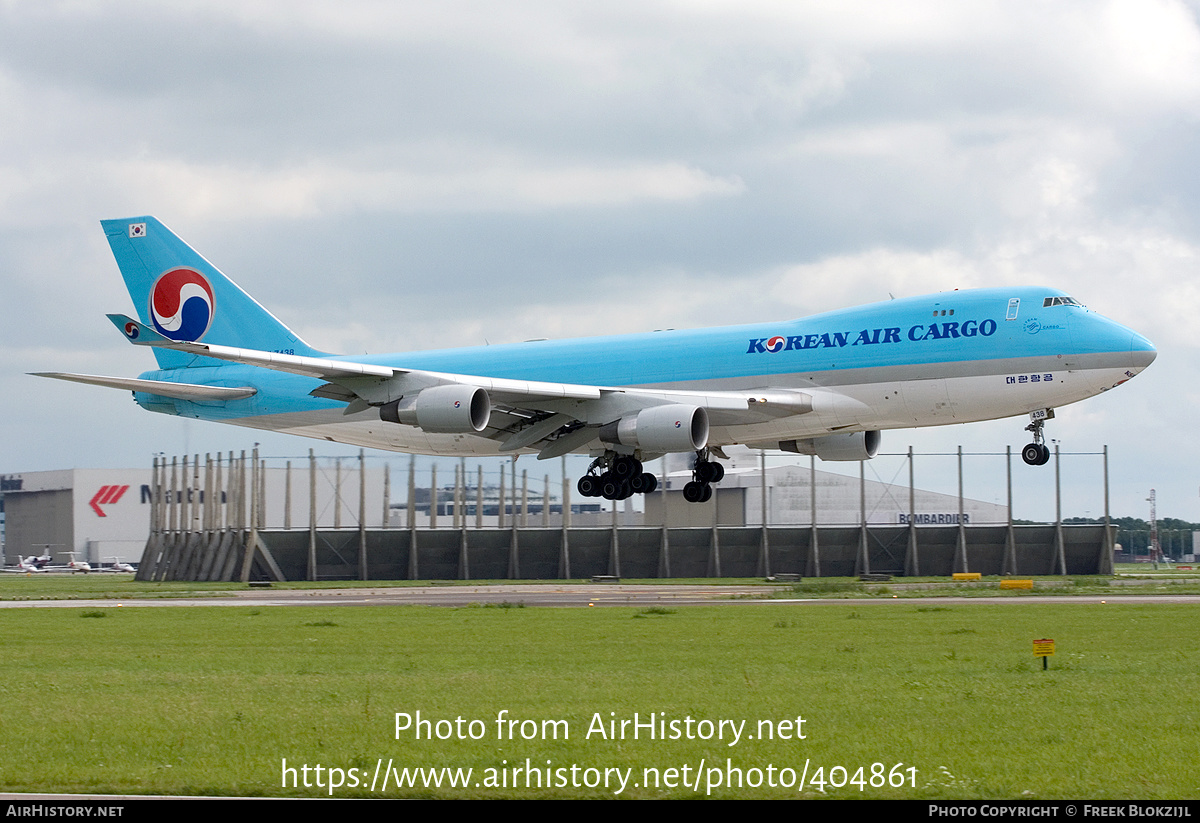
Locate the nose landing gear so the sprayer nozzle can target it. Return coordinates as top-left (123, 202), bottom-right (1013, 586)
top-left (1021, 409), bottom-right (1054, 466)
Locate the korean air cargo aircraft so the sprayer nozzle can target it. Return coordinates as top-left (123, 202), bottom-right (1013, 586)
top-left (35, 217), bottom-right (1156, 504)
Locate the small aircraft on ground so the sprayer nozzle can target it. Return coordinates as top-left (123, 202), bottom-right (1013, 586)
top-left (61, 552), bottom-right (93, 574)
top-left (1, 554), bottom-right (51, 574)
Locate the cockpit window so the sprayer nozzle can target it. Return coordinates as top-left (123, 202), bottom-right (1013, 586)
top-left (1042, 296), bottom-right (1082, 308)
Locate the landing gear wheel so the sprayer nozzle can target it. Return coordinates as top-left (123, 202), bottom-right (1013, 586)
top-left (1021, 443), bottom-right (1051, 466)
top-left (630, 472), bottom-right (657, 494)
top-left (695, 461), bottom-right (724, 484)
top-left (577, 475), bottom-right (599, 497)
top-left (611, 455), bottom-right (642, 479)
top-left (683, 481), bottom-right (709, 503)
top-left (600, 473), bottom-right (621, 500)
top-left (693, 451), bottom-right (725, 485)
top-left (1021, 411), bottom-right (1054, 467)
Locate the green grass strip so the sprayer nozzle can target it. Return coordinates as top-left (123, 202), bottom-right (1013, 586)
top-left (1, 602), bottom-right (1196, 798)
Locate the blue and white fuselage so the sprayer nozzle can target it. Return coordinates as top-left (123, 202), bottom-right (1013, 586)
top-left (36, 217), bottom-right (1155, 499)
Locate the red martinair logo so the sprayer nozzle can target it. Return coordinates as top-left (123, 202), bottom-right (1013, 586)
top-left (89, 485), bottom-right (129, 517)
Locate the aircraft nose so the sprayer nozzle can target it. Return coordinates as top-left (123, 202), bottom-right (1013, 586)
top-left (1130, 331), bottom-right (1156, 370)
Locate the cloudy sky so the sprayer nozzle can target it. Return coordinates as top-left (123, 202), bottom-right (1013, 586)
top-left (2, 0), bottom-right (1196, 522)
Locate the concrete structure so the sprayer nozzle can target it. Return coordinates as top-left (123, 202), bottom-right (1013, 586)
top-left (8, 443), bottom-right (1118, 580)
top-left (136, 447), bottom-right (1113, 581)
top-left (155, 521), bottom-right (1113, 582)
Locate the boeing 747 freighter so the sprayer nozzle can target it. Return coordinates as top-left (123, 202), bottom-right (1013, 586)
top-left (36, 217), bottom-right (1156, 503)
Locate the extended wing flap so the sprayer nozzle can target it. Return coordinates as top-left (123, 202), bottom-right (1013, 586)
top-left (536, 425), bottom-right (599, 459)
top-left (498, 413), bottom-right (575, 452)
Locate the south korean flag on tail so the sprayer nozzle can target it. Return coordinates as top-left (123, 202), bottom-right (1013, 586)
top-left (128, 222), bottom-right (147, 238)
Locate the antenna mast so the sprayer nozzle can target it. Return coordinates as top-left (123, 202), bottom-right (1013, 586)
top-left (1148, 488), bottom-right (1160, 567)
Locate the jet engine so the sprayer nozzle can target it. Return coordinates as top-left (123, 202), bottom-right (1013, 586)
top-left (380, 385), bottom-right (491, 433)
top-left (778, 430), bottom-right (881, 461)
top-left (598, 404), bottom-right (709, 453)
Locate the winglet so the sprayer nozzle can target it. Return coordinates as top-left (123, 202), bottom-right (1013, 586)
top-left (107, 313), bottom-right (171, 346)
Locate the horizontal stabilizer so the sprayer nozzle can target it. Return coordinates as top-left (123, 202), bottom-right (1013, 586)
top-left (31, 372), bottom-right (257, 401)
top-left (106, 313), bottom-right (173, 345)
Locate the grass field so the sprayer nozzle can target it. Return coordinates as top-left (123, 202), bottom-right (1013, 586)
top-left (1, 596), bottom-right (1197, 798)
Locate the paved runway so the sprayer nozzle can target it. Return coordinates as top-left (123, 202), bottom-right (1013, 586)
top-left (2, 584), bottom-right (1199, 608)
top-left (0, 584), bottom-right (774, 608)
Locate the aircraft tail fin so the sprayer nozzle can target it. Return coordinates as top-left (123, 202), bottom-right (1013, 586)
top-left (101, 216), bottom-right (323, 369)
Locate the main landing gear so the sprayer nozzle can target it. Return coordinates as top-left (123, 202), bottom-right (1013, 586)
top-left (682, 452), bottom-right (725, 503)
top-left (576, 450), bottom-right (728, 503)
top-left (1021, 409), bottom-right (1055, 466)
top-left (577, 454), bottom-right (658, 501)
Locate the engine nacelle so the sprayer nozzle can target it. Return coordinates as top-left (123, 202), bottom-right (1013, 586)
top-left (598, 404), bottom-right (709, 453)
top-left (380, 385), bottom-right (491, 433)
top-left (779, 430), bottom-right (881, 461)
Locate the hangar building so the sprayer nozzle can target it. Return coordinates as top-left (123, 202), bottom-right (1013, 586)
top-left (1, 464), bottom-right (387, 567)
top-left (2, 469), bottom-right (150, 567)
top-left (647, 452), bottom-right (1007, 528)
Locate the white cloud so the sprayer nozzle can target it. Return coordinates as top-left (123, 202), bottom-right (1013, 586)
top-left (143, 157), bottom-right (743, 217)
top-left (1095, 0), bottom-right (1200, 108)
top-left (0, 152), bottom-right (745, 225)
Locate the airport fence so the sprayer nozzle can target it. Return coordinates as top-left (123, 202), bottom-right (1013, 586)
top-left (136, 447), bottom-right (1113, 582)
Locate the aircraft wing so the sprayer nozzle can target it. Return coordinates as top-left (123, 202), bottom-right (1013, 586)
top-left (106, 314), bottom-right (602, 400)
top-left (106, 314), bottom-right (846, 457)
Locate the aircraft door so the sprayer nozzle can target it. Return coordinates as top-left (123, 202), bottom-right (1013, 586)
top-left (901, 377), bottom-right (957, 422)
